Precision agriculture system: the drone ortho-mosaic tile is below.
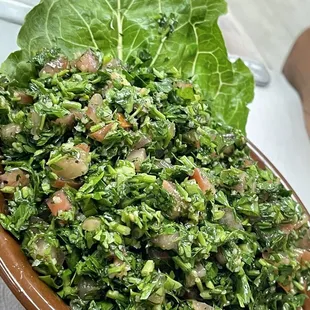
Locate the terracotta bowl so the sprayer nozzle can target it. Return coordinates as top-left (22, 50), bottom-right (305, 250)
top-left (0, 142), bottom-right (308, 310)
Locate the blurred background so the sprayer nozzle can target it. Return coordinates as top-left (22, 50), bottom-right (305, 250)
top-left (229, 0), bottom-right (310, 71)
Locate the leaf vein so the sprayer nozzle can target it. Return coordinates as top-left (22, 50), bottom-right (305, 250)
top-left (45, 0), bottom-right (56, 47)
top-left (67, 0), bottom-right (98, 49)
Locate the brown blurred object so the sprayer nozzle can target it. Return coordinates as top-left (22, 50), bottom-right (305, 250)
top-left (283, 28), bottom-right (310, 136)
top-left (283, 31), bottom-right (310, 308)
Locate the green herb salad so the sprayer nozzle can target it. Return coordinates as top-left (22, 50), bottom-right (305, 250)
top-left (0, 0), bottom-right (309, 310)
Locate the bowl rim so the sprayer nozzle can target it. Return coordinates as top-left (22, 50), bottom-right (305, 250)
top-left (0, 141), bottom-right (308, 310)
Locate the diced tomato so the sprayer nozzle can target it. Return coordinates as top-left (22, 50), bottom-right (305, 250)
top-left (40, 57), bottom-right (69, 76)
top-left (72, 110), bottom-right (83, 120)
top-left (191, 168), bottom-right (215, 194)
top-left (14, 91), bottom-right (33, 104)
top-left (117, 113), bottom-right (132, 129)
top-left (75, 143), bottom-right (90, 153)
top-left (162, 180), bottom-right (176, 193)
top-left (0, 169), bottom-right (30, 188)
top-left (46, 190), bottom-right (72, 216)
top-left (299, 250), bottom-right (310, 264)
top-left (86, 105), bottom-right (99, 123)
top-left (51, 178), bottom-right (82, 190)
top-left (281, 223), bottom-right (296, 234)
top-left (280, 215), bottom-right (309, 235)
top-left (54, 113), bottom-right (75, 127)
top-left (75, 50), bottom-right (99, 73)
top-left (89, 123), bottom-right (114, 142)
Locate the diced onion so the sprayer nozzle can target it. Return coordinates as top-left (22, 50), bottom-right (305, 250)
top-left (86, 94), bottom-right (103, 123)
top-left (148, 289), bottom-right (165, 305)
top-left (82, 218), bottom-right (101, 231)
top-left (134, 136), bottom-right (151, 149)
top-left (35, 239), bottom-right (64, 266)
top-left (78, 277), bottom-right (98, 299)
top-left (215, 248), bottom-right (227, 265)
top-left (219, 208), bottom-right (244, 230)
top-left (185, 264), bottom-right (206, 287)
top-left (152, 233), bottom-right (179, 251)
top-left (157, 160), bottom-right (173, 169)
top-left (1, 124), bottom-right (22, 141)
top-left (51, 145), bottom-right (90, 180)
top-left (126, 148), bottom-right (146, 171)
top-left (191, 300), bottom-right (214, 310)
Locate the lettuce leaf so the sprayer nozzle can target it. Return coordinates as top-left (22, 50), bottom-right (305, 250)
top-left (0, 0), bottom-right (254, 132)
top-left (0, 50), bottom-right (36, 86)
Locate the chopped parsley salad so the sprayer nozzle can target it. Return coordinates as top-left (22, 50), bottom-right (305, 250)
top-left (0, 48), bottom-right (309, 310)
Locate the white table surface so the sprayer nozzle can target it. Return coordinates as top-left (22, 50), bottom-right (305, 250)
top-left (1, 2), bottom-right (310, 310)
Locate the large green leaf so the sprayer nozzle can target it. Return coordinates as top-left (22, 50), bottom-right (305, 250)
top-left (0, 50), bottom-right (35, 86)
top-left (0, 0), bottom-right (254, 132)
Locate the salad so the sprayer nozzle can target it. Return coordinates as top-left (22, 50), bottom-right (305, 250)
top-left (0, 0), bottom-right (309, 310)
